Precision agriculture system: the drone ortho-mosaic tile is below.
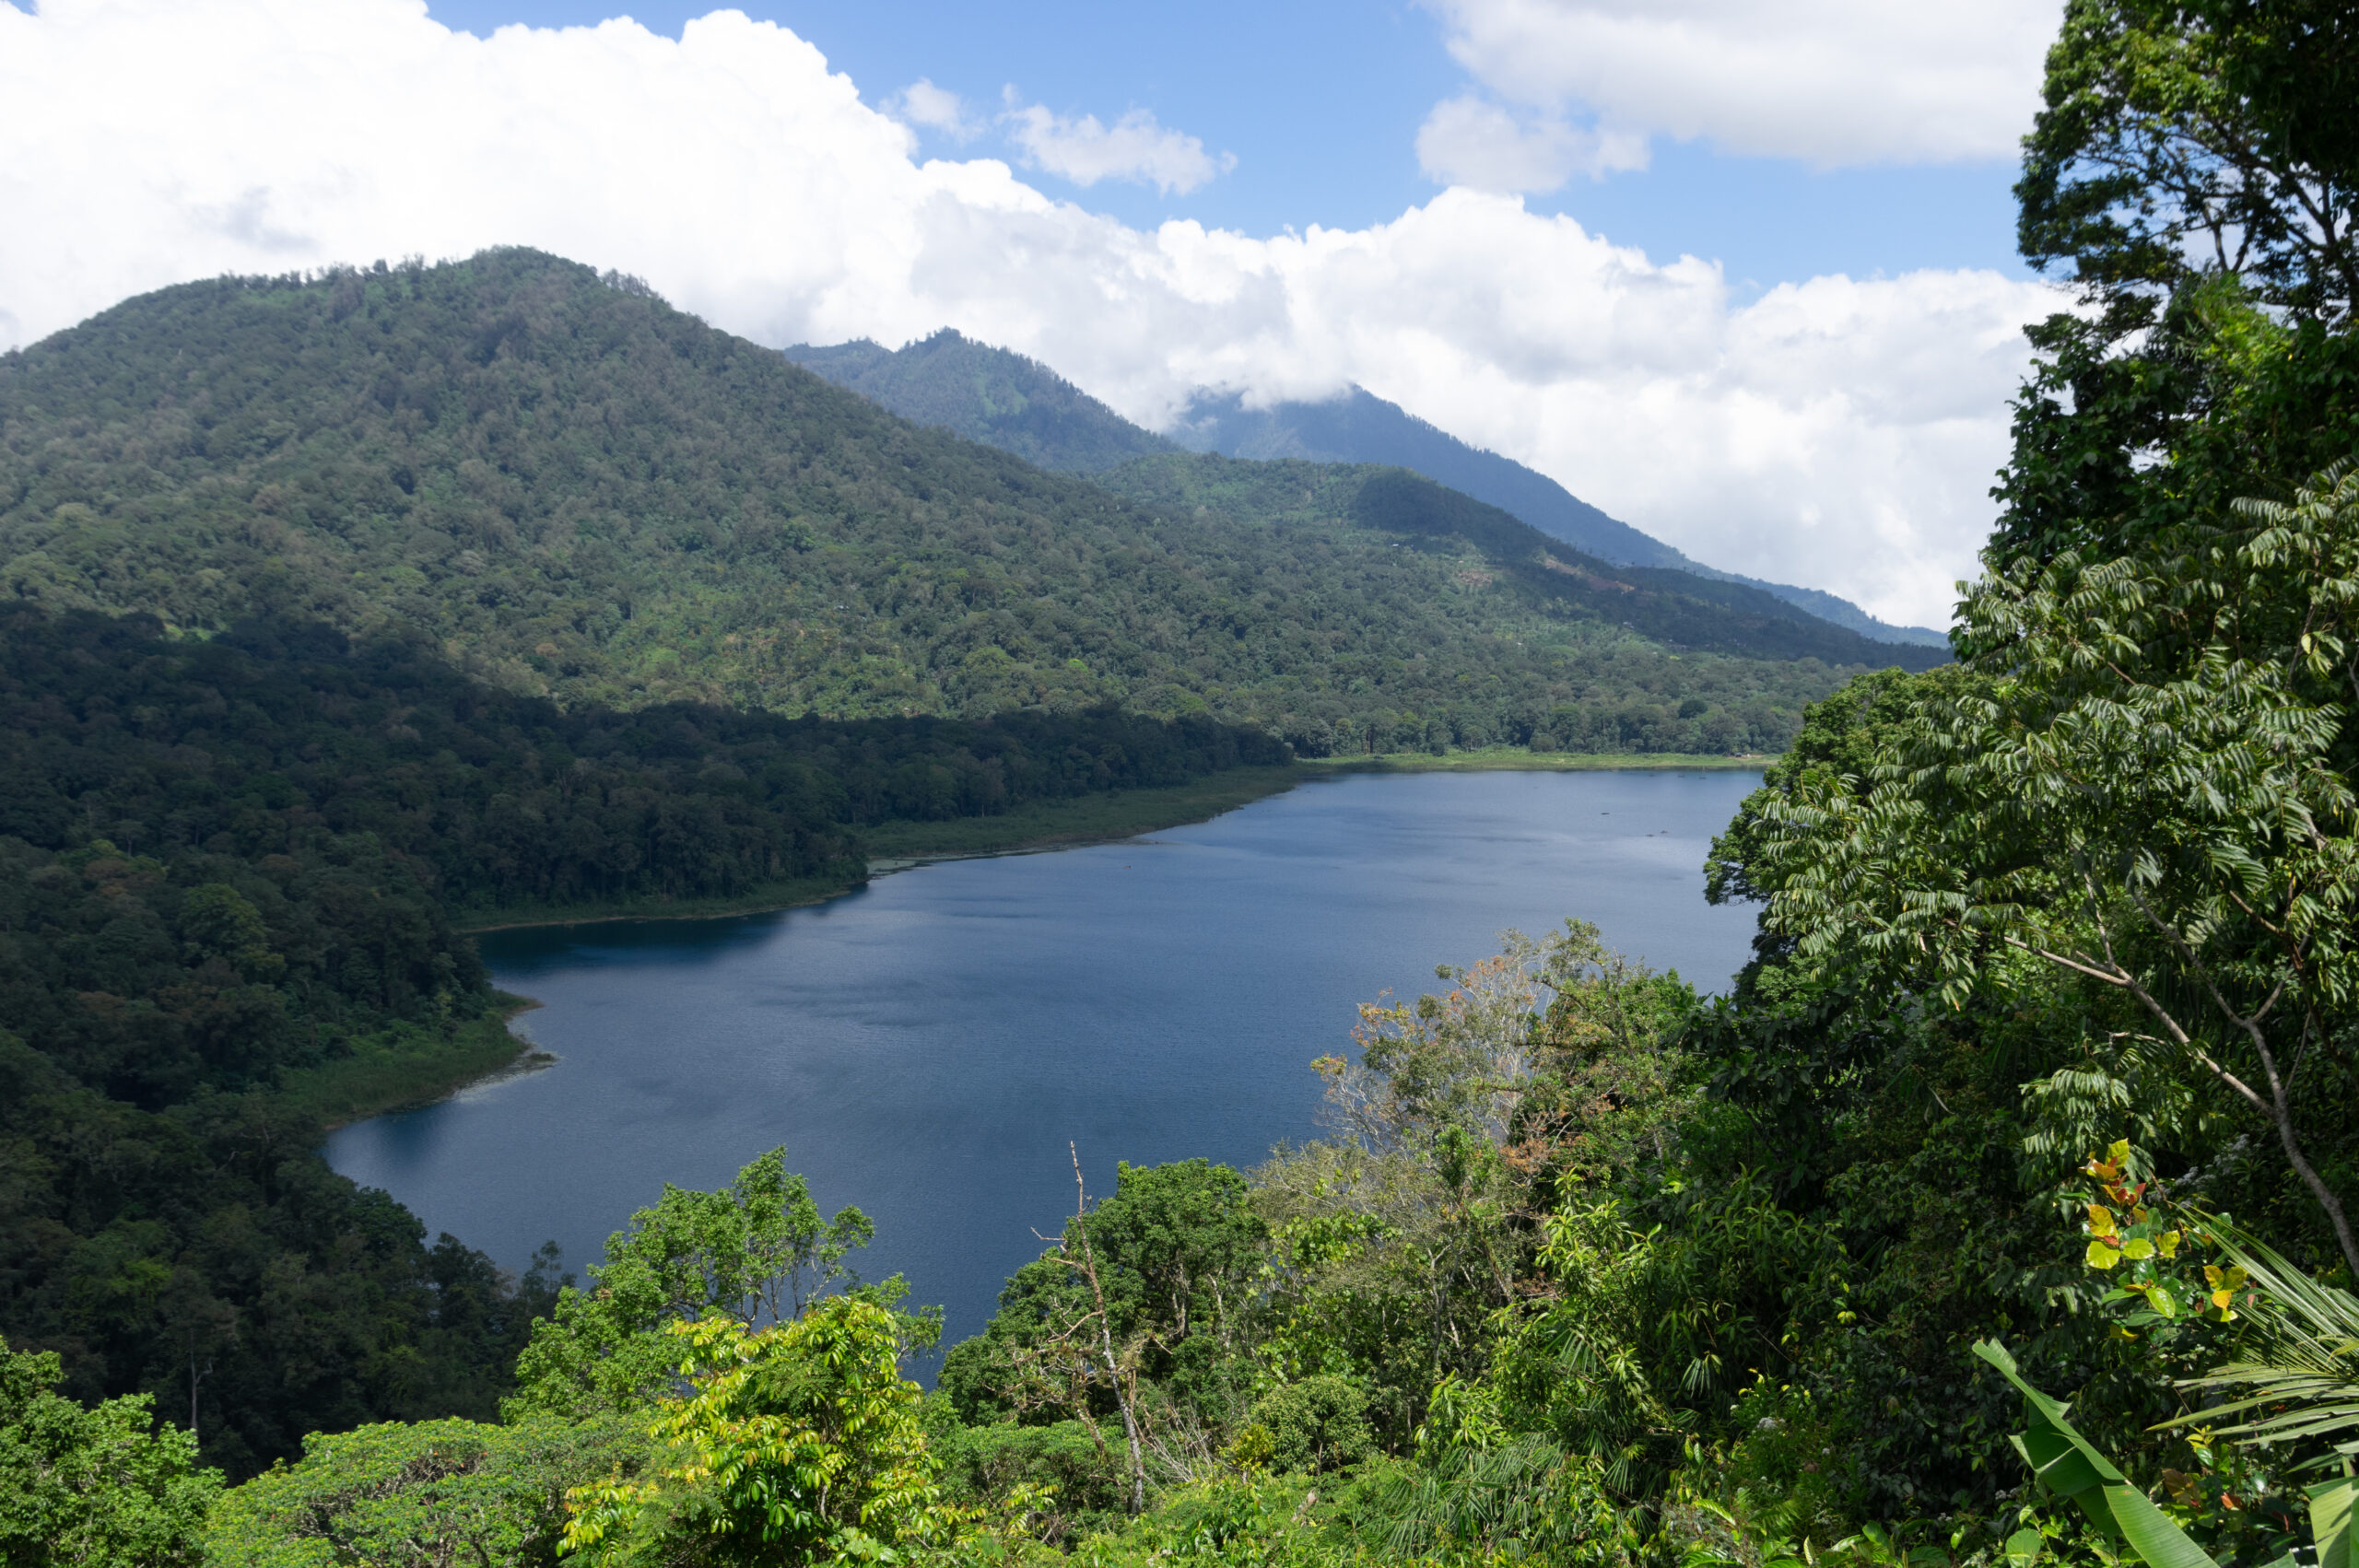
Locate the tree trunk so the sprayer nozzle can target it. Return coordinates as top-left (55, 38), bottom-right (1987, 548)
top-left (1071, 1144), bottom-right (1146, 1515)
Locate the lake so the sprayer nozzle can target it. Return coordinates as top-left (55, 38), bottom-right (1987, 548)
top-left (326, 767), bottom-right (1764, 1351)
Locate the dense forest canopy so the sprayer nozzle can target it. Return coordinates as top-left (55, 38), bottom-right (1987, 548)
top-left (0, 249), bottom-right (1931, 761)
top-left (1097, 457), bottom-right (1945, 669)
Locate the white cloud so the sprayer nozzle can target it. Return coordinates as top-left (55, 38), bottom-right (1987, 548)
top-left (1414, 95), bottom-right (1648, 193)
top-left (891, 77), bottom-right (980, 140)
top-left (0, 0), bottom-right (2061, 626)
top-left (1425, 0), bottom-right (2061, 166)
top-left (1001, 94), bottom-right (1234, 194)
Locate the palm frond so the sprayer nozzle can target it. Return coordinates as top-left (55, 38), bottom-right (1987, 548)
top-left (2167, 1216), bottom-right (2359, 1457)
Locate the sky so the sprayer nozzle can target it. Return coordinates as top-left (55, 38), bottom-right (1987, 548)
top-left (0, 0), bottom-right (2069, 626)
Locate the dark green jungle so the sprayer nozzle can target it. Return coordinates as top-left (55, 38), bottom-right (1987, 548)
top-left (8, 2), bottom-right (2359, 1564)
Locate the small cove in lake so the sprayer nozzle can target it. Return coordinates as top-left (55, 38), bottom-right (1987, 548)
top-left (326, 768), bottom-right (1765, 1352)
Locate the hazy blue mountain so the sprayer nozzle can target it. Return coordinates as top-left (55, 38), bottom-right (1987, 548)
top-left (783, 329), bottom-right (1175, 474)
top-left (1170, 387), bottom-right (1682, 570)
top-left (1172, 388), bottom-right (1950, 648)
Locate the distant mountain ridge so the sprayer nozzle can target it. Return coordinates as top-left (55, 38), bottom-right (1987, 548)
top-left (1169, 387), bottom-right (1680, 571)
top-left (785, 333), bottom-right (1947, 648)
top-left (783, 331), bottom-right (1174, 474)
top-left (1170, 390), bottom-right (1949, 647)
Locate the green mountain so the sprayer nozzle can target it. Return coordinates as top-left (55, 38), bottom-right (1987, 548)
top-left (1172, 386), bottom-right (1677, 568)
top-left (783, 329), bottom-right (1174, 474)
top-left (784, 329), bottom-right (1945, 648)
top-left (0, 249), bottom-right (1931, 759)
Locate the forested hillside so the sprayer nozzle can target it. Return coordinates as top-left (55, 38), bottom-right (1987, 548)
top-left (1097, 456), bottom-right (1948, 672)
top-left (0, 250), bottom-right (1927, 759)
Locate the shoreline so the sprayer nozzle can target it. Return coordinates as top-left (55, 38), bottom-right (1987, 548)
top-left (288, 993), bottom-right (555, 1135)
top-left (452, 872), bottom-right (864, 935)
top-left (450, 763), bottom-right (1313, 935)
top-left (449, 750), bottom-right (1772, 936)
top-left (346, 751), bottom-right (1772, 1128)
top-left (1301, 748), bottom-right (1770, 775)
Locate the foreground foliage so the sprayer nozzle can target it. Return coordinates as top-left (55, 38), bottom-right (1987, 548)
top-left (202, 1415), bottom-right (637, 1568)
top-left (0, 1338), bottom-right (217, 1568)
top-left (563, 1305), bottom-right (953, 1565)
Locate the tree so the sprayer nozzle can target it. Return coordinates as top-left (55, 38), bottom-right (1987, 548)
top-left (1060, 1147), bottom-right (1149, 1516)
top-left (2020, 0), bottom-right (2358, 325)
top-left (1231, 1375), bottom-right (1373, 1476)
top-left (1738, 467), bottom-right (2359, 1277)
top-left (935, 1155), bottom-right (1266, 1504)
top-left (507, 1147), bottom-right (886, 1420)
top-left (0, 1336), bottom-right (219, 1568)
top-left (561, 1299), bottom-right (955, 1565)
top-left (202, 1416), bottom-right (638, 1568)
top-left (1999, 0), bottom-right (2359, 566)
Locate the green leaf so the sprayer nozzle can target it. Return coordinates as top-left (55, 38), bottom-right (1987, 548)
top-left (2310, 1475), bottom-right (2354, 1568)
top-left (2109, 1480), bottom-right (2224, 1568)
top-left (1973, 1339), bottom-right (2222, 1568)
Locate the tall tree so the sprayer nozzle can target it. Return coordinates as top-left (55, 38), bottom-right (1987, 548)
top-left (2000, 0), bottom-right (2359, 566)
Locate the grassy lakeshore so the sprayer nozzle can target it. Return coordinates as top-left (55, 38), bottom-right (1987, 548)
top-left (1302, 747), bottom-right (1771, 774)
top-left (452, 868), bottom-right (867, 934)
top-left (863, 764), bottom-right (1304, 864)
top-left (274, 997), bottom-right (548, 1132)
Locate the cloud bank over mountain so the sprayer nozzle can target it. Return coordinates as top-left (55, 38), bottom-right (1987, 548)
top-left (0, 0), bottom-right (2060, 626)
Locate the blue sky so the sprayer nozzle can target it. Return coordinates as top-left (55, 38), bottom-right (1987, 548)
top-left (419, 0), bottom-right (2030, 291)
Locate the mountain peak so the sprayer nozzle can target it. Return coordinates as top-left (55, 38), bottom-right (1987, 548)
top-left (782, 330), bottom-right (1172, 474)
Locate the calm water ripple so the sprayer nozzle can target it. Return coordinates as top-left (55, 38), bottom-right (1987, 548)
top-left (325, 768), bottom-right (1764, 1349)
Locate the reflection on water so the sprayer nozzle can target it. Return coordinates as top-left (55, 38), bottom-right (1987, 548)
top-left (327, 768), bottom-right (1763, 1350)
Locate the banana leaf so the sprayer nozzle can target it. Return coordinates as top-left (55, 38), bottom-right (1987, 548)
top-left (1972, 1340), bottom-right (2223, 1568)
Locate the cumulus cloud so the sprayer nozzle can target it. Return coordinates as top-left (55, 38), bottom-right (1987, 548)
top-left (1001, 93), bottom-right (1234, 194)
top-left (1425, 0), bottom-right (2061, 166)
top-left (0, 0), bottom-right (2060, 626)
top-left (1414, 95), bottom-right (1648, 192)
top-left (891, 77), bottom-right (981, 140)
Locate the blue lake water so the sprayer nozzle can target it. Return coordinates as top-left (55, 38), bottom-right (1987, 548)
top-left (325, 767), bottom-right (1763, 1351)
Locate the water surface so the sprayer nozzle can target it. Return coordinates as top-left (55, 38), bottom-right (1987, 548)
top-left (327, 768), bottom-right (1762, 1348)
